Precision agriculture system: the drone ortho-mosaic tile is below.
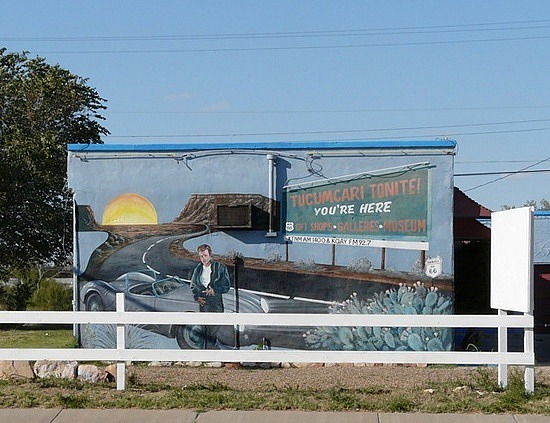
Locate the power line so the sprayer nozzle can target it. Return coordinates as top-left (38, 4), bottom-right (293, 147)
top-left (106, 129), bottom-right (540, 138)
top-left (455, 169), bottom-right (550, 176)
top-left (106, 118), bottom-right (550, 139)
top-left (4, 19), bottom-right (550, 43)
top-left (106, 127), bottom-right (550, 141)
top-left (107, 105), bottom-right (550, 115)
top-left (32, 34), bottom-right (550, 54)
top-left (464, 155), bottom-right (550, 192)
top-left (456, 159), bottom-right (540, 164)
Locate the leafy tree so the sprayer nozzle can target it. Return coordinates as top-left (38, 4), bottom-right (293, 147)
top-left (0, 49), bottom-right (108, 288)
top-left (0, 268), bottom-right (40, 311)
top-left (501, 199), bottom-right (550, 211)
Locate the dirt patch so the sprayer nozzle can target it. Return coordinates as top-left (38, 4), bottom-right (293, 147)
top-left (133, 364), bottom-right (550, 391)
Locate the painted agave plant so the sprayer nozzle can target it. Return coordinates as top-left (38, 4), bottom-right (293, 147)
top-left (81, 324), bottom-right (160, 349)
top-left (304, 282), bottom-right (453, 351)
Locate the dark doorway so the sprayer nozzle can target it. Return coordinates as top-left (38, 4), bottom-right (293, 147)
top-left (454, 240), bottom-right (492, 315)
top-left (535, 265), bottom-right (550, 334)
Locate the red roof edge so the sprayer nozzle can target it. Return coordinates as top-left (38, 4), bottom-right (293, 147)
top-left (454, 187), bottom-right (492, 218)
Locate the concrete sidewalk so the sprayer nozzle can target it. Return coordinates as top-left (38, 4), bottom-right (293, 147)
top-left (0, 409), bottom-right (548, 423)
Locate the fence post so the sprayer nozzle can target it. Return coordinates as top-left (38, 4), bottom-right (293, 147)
top-left (116, 293), bottom-right (126, 391)
top-left (497, 309), bottom-right (508, 388)
top-left (233, 256), bottom-right (243, 349)
top-left (524, 311), bottom-right (535, 393)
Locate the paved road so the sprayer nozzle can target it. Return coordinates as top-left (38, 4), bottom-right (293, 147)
top-left (0, 409), bottom-right (549, 423)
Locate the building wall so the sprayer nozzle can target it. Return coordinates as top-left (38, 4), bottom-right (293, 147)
top-left (68, 140), bottom-right (456, 351)
top-left (535, 212), bottom-right (550, 265)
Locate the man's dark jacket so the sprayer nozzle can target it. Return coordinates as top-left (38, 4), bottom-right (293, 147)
top-left (190, 261), bottom-right (230, 312)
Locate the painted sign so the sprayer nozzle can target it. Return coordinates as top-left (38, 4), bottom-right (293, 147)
top-left (284, 164), bottom-right (430, 249)
top-left (425, 256), bottom-right (443, 279)
top-left (490, 207), bottom-right (534, 313)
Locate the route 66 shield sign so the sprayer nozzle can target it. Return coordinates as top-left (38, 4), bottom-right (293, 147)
top-left (425, 256), bottom-right (442, 279)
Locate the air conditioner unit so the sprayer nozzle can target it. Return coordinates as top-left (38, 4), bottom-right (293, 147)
top-left (216, 204), bottom-right (252, 229)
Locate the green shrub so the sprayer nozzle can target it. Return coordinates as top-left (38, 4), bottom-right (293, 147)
top-left (0, 268), bottom-right (42, 311)
top-left (28, 279), bottom-right (72, 311)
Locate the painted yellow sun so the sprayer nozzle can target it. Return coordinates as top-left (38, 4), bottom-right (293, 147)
top-left (102, 193), bottom-right (158, 225)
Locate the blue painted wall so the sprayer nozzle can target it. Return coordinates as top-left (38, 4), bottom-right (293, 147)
top-left (68, 140), bottom-right (456, 274)
top-left (68, 140), bottom-right (457, 351)
top-left (535, 212), bottom-right (550, 265)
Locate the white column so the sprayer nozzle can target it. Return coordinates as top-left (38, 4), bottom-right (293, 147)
top-left (116, 292), bottom-right (126, 391)
top-left (524, 311), bottom-right (535, 393)
top-left (497, 309), bottom-right (508, 388)
top-left (266, 154), bottom-right (277, 237)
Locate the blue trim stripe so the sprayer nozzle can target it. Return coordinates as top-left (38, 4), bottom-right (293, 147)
top-left (68, 139), bottom-right (457, 152)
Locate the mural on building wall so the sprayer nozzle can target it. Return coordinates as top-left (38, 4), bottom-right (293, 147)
top-left (76, 163), bottom-right (453, 352)
top-left (77, 185), bottom-right (452, 350)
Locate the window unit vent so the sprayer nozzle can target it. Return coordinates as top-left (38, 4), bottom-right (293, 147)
top-left (216, 204), bottom-right (252, 228)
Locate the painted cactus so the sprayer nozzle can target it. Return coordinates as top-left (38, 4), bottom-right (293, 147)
top-left (304, 282), bottom-right (453, 351)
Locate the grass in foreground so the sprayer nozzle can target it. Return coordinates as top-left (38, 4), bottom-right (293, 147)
top-left (1, 328), bottom-right (549, 414)
top-left (0, 368), bottom-right (549, 414)
top-left (0, 327), bottom-right (76, 349)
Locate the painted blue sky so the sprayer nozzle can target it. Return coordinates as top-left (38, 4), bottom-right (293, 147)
top-left (2, 1), bottom-right (550, 210)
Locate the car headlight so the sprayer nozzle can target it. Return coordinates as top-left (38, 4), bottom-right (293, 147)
top-left (260, 298), bottom-right (270, 313)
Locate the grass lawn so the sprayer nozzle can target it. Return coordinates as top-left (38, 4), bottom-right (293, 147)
top-left (0, 326), bottom-right (76, 348)
top-left (0, 327), bottom-right (549, 414)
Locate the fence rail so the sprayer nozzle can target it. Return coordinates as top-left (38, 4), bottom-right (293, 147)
top-left (0, 293), bottom-right (535, 392)
top-left (0, 310), bottom-right (534, 327)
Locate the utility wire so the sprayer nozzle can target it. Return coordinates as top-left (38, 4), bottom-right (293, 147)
top-left (108, 128), bottom-right (550, 141)
top-left (464, 155), bottom-right (550, 192)
top-left (455, 169), bottom-right (550, 176)
top-left (32, 34), bottom-right (550, 54)
top-left (4, 18), bottom-right (550, 42)
top-left (456, 159), bottom-right (540, 164)
top-left (106, 117), bottom-right (550, 139)
top-left (106, 127), bottom-right (550, 140)
top-left (108, 105), bottom-right (550, 114)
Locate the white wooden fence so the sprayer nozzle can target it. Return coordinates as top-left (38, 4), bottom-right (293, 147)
top-left (0, 293), bottom-right (535, 392)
